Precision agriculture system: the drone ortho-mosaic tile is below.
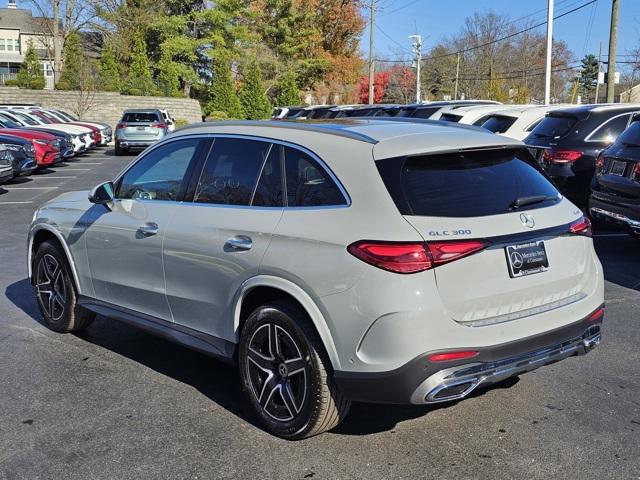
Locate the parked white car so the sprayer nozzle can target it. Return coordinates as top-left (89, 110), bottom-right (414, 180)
top-left (160, 109), bottom-right (176, 132)
top-left (438, 104), bottom-right (539, 126)
top-left (478, 105), bottom-right (575, 140)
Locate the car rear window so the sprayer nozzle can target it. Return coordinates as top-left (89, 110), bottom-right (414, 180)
top-left (529, 114), bottom-right (577, 139)
top-left (439, 113), bottom-right (462, 122)
top-left (411, 107), bottom-right (439, 119)
top-left (122, 112), bottom-right (160, 123)
top-left (376, 148), bottom-right (560, 218)
top-left (481, 115), bottom-right (517, 133)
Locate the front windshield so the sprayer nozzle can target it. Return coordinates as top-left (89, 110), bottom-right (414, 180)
top-left (11, 112), bottom-right (40, 125)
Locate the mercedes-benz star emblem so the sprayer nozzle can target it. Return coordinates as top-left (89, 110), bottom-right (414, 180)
top-left (510, 251), bottom-right (524, 269)
top-left (520, 213), bottom-right (535, 228)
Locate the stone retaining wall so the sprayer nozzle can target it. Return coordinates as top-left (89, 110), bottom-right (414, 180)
top-left (0, 87), bottom-right (203, 127)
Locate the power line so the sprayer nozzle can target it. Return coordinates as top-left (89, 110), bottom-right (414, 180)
top-left (375, 0), bottom-right (597, 63)
top-left (382, 0), bottom-right (422, 16)
top-left (375, 24), bottom-right (412, 54)
top-left (456, 63), bottom-right (581, 82)
top-left (424, 0), bottom-right (597, 61)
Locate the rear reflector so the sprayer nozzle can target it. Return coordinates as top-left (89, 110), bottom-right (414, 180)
top-left (544, 149), bottom-right (583, 163)
top-left (348, 239), bottom-right (489, 274)
top-left (588, 307), bottom-right (604, 322)
top-left (428, 351), bottom-right (479, 362)
top-left (569, 216), bottom-right (592, 237)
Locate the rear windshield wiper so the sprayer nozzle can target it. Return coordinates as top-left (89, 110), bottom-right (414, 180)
top-left (510, 195), bottom-right (558, 209)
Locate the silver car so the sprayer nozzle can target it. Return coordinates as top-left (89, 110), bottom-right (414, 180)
top-left (28, 119), bottom-right (604, 439)
top-left (115, 109), bottom-right (168, 155)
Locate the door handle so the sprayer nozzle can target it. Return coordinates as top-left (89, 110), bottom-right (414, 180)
top-left (225, 235), bottom-right (252, 251)
top-left (138, 222), bottom-right (159, 236)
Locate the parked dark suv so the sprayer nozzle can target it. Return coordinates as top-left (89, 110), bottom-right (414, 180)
top-left (589, 114), bottom-right (640, 239)
top-left (524, 104), bottom-right (640, 208)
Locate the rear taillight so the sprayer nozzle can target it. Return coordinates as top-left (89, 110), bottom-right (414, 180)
top-left (587, 307), bottom-right (604, 322)
top-left (116, 122), bottom-right (128, 129)
top-left (152, 122), bottom-right (167, 129)
top-left (544, 149), bottom-right (583, 163)
top-left (347, 242), bottom-right (430, 273)
top-left (428, 351), bottom-right (479, 362)
top-left (347, 239), bottom-right (488, 274)
top-left (569, 216), bottom-right (592, 237)
top-left (595, 153), bottom-right (605, 173)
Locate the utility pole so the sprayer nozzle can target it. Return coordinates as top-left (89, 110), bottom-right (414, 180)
top-left (410, 35), bottom-right (422, 103)
top-left (606, 0), bottom-right (619, 103)
top-left (454, 52), bottom-right (460, 100)
top-left (594, 41), bottom-right (602, 104)
top-left (544, 0), bottom-right (554, 104)
top-left (368, 0), bottom-right (376, 105)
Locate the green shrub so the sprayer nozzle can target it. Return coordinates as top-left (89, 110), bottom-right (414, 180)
top-left (205, 111), bottom-right (228, 121)
top-left (174, 118), bottom-right (189, 128)
top-left (4, 79), bottom-right (19, 87)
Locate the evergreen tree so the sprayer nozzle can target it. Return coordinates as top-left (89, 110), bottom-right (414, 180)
top-left (16, 40), bottom-right (45, 89)
top-left (275, 69), bottom-right (300, 106)
top-left (206, 50), bottom-right (243, 118)
top-left (579, 53), bottom-right (599, 102)
top-left (239, 57), bottom-right (271, 119)
top-left (121, 33), bottom-right (157, 96)
top-left (56, 32), bottom-right (83, 90)
top-left (98, 43), bottom-right (121, 92)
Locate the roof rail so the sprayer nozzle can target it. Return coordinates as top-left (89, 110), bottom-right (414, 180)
top-left (177, 120), bottom-right (380, 144)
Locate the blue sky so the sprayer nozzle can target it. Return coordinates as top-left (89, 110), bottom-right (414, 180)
top-left (371, 0), bottom-right (640, 62)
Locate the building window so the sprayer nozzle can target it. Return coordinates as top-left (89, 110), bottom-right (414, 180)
top-left (0, 39), bottom-right (5, 52)
top-left (14, 39), bottom-right (19, 53)
top-left (40, 62), bottom-right (53, 77)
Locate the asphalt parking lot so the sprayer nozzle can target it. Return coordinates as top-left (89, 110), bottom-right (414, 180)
top-left (0, 149), bottom-right (639, 480)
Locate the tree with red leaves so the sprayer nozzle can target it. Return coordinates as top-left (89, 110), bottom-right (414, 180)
top-left (358, 71), bottom-right (391, 103)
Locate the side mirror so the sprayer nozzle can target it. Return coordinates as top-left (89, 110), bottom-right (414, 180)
top-left (89, 181), bottom-right (114, 205)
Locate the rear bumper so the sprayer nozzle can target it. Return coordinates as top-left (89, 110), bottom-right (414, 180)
top-left (590, 196), bottom-right (640, 234)
top-left (334, 309), bottom-right (603, 405)
top-left (117, 140), bottom-right (157, 148)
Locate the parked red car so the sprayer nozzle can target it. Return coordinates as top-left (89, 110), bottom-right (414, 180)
top-left (0, 129), bottom-right (61, 166)
top-left (31, 110), bottom-right (102, 146)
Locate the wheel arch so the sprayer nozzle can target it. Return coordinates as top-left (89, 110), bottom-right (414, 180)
top-left (234, 276), bottom-right (341, 370)
top-left (28, 226), bottom-right (82, 293)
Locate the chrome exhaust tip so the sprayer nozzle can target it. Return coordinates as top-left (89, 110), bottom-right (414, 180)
top-left (412, 325), bottom-right (603, 405)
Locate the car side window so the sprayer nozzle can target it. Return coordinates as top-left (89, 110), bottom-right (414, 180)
top-left (194, 138), bottom-right (271, 206)
top-left (252, 145), bottom-right (283, 207)
top-left (588, 114), bottom-right (631, 142)
top-left (283, 146), bottom-right (346, 207)
top-left (116, 138), bottom-right (200, 201)
top-left (525, 118), bottom-right (543, 132)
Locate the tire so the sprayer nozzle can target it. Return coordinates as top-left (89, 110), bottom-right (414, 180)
top-left (114, 144), bottom-right (127, 156)
top-left (238, 300), bottom-right (350, 439)
top-left (33, 240), bottom-right (95, 333)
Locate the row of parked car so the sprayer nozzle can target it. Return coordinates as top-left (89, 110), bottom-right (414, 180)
top-left (274, 100), bottom-right (640, 239)
top-left (0, 105), bottom-right (112, 185)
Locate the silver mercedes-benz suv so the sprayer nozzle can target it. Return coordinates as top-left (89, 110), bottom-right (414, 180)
top-left (28, 119), bottom-right (604, 439)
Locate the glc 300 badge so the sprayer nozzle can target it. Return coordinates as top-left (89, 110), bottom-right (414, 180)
top-left (520, 213), bottom-right (535, 228)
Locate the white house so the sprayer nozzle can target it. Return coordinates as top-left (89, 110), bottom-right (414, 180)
top-left (0, 0), bottom-right (56, 89)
